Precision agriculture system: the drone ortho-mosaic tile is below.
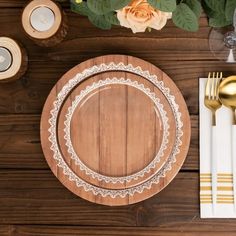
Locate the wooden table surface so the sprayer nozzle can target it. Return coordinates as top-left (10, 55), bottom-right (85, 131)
top-left (1, 1), bottom-right (236, 235)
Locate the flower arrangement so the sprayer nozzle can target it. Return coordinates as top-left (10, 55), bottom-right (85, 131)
top-left (70, 0), bottom-right (236, 32)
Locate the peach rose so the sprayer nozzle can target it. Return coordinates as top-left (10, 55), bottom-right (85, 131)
top-left (117, 0), bottom-right (172, 33)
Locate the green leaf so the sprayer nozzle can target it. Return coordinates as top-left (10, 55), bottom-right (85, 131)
top-left (104, 12), bottom-right (120, 25)
top-left (70, 1), bottom-right (91, 16)
top-left (202, 0), bottom-right (218, 18)
top-left (185, 0), bottom-right (202, 18)
top-left (207, 10), bottom-right (219, 19)
top-left (172, 3), bottom-right (199, 31)
top-left (147, 0), bottom-right (176, 12)
top-left (204, 0), bottom-right (225, 14)
top-left (110, 0), bottom-right (131, 10)
top-left (209, 15), bottom-right (232, 27)
top-left (87, 0), bottom-right (112, 15)
top-left (225, 0), bottom-right (236, 21)
top-left (88, 14), bottom-right (112, 29)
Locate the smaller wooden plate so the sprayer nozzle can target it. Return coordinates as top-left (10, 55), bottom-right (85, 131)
top-left (57, 71), bottom-right (176, 190)
top-left (41, 55), bottom-right (191, 206)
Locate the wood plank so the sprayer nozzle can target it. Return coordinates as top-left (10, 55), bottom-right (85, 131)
top-left (0, 60), bottom-right (235, 115)
top-left (0, 171), bottom-right (235, 227)
top-left (0, 114), bottom-right (198, 170)
top-left (0, 17), bottom-right (214, 63)
top-left (0, 9), bottom-right (215, 62)
top-left (0, 11), bottom-right (234, 116)
top-left (0, 8), bottom-right (209, 39)
top-left (0, 1), bottom-right (27, 7)
top-left (0, 171), bottom-right (199, 226)
top-left (0, 114), bottom-right (45, 169)
top-left (0, 3), bottom-right (232, 232)
top-left (0, 226), bottom-right (9, 236)
top-left (99, 83), bottom-right (127, 178)
top-left (2, 225), bottom-right (236, 236)
top-left (0, 0), bottom-right (69, 8)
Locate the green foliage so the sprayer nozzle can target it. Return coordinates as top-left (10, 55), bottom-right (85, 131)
top-left (70, 0), bottom-right (122, 29)
top-left (69, 0), bottom-right (235, 32)
top-left (87, 0), bottom-right (113, 15)
top-left (71, 1), bottom-right (91, 16)
top-left (225, 0), bottom-right (236, 21)
top-left (147, 0), bottom-right (176, 12)
top-left (209, 16), bottom-right (232, 28)
top-left (185, 0), bottom-right (202, 18)
top-left (104, 12), bottom-right (120, 25)
top-left (202, 0), bottom-right (235, 28)
top-left (88, 14), bottom-right (112, 29)
top-left (110, 0), bottom-right (132, 10)
top-left (87, 0), bottom-right (131, 15)
top-left (204, 0), bottom-right (225, 14)
top-left (172, 3), bottom-right (199, 31)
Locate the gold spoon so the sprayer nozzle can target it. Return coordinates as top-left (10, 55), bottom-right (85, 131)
top-left (219, 76), bottom-right (236, 210)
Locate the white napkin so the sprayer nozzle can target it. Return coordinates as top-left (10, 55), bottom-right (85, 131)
top-left (200, 78), bottom-right (236, 218)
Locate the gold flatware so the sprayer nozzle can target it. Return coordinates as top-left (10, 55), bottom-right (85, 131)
top-left (205, 72), bottom-right (222, 125)
top-left (204, 72), bottom-right (222, 213)
top-left (219, 75), bottom-right (236, 211)
top-left (219, 76), bottom-right (236, 124)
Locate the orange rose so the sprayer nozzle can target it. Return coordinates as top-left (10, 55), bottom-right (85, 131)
top-left (117, 0), bottom-right (172, 33)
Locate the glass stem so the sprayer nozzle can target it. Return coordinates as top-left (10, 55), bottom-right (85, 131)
top-left (224, 8), bottom-right (236, 49)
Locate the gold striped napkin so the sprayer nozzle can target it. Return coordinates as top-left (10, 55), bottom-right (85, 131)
top-left (200, 78), bottom-right (236, 218)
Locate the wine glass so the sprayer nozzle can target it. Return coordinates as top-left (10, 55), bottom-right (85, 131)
top-left (209, 9), bottom-right (236, 63)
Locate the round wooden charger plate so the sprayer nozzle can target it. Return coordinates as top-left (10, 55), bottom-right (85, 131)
top-left (41, 55), bottom-right (191, 206)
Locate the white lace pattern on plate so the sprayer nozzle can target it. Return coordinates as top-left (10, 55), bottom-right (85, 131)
top-left (64, 77), bottom-right (170, 184)
top-left (48, 63), bottom-right (183, 198)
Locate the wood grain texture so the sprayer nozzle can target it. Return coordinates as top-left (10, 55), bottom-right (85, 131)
top-left (0, 171), bottom-right (236, 229)
top-left (0, 171), bottom-right (211, 225)
top-left (40, 55), bottom-right (191, 205)
top-left (2, 225), bottom-right (236, 236)
top-left (0, 0), bottom-right (69, 8)
top-left (0, 114), bottom-right (197, 169)
top-left (0, 9), bottom-right (235, 116)
top-left (0, 60), bottom-right (235, 114)
top-left (0, 0), bottom-right (236, 233)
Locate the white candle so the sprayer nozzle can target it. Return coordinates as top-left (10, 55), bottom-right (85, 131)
top-left (0, 47), bottom-right (12, 72)
top-left (30, 6), bottom-right (55, 32)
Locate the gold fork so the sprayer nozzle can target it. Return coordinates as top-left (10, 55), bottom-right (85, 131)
top-left (204, 72), bottom-right (222, 214)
